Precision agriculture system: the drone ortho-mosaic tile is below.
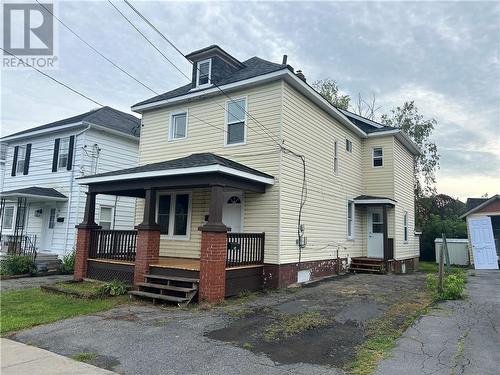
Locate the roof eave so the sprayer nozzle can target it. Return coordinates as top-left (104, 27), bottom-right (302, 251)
top-left (367, 130), bottom-right (422, 156)
top-left (460, 195), bottom-right (500, 218)
top-left (1, 122), bottom-right (86, 142)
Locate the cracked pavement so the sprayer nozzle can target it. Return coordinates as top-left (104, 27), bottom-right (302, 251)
top-left (375, 270), bottom-right (500, 375)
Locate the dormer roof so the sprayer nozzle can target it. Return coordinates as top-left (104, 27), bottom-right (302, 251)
top-left (185, 45), bottom-right (245, 69)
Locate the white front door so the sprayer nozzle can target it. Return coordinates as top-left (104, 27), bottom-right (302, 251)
top-left (41, 206), bottom-right (56, 251)
top-left (469, 216), bottom-right (498, 270)
top-left (367, 207), bottom-right (384, 258)
top-left (222, 193), bottom-right (243, 232)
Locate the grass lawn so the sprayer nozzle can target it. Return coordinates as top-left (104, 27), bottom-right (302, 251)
top-left (419, 261), bottom-right (467, 274)
top-left (1, 288), bottom-right (128, 335)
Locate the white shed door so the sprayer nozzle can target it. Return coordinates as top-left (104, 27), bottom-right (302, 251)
top-left (469, 216), bottom-right (498, 270)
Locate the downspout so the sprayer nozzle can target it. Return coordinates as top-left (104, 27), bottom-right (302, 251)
top-left (63, 125), bottom-right (90, 254)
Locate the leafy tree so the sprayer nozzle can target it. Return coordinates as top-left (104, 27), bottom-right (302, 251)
top-left (381, 101), bottom-right (440, 197)
top-left (312, 79), bottom-right (350, 110)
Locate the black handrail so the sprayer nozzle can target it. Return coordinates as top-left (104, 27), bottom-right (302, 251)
top-left (89, 229), bottom-right (137, 262)
top-left (227, 232), bottom-right (265, 268)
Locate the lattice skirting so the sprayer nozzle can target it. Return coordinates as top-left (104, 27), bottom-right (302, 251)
top-left (87, 260), bottom-right (134, 284)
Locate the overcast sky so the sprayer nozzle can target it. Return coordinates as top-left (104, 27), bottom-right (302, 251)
top-left (1, 1), bottom-right (499, 201)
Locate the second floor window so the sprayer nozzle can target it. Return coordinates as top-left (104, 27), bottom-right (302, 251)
top-left (169, 112), bottom-right (187, 140)
top-left (346, 139), bottom-right (353, 153)
top-left (373, 147), bottom-right (383, 167)
top-left (403, 211), bottom-right (408, 242)
top-left (16, 145), bottom-right (26, 174)
top-left (226, 98), bottom-right (246, 146)
top-left (58, 138), bottom-right (70, 169)
top-left (196, 59), bottom-right (211, 87)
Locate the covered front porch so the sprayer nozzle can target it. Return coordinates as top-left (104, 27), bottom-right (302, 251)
top-left (74, 153), bottom-right (274, 303)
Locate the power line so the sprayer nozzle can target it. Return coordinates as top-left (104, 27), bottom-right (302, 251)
top-left (118, 0), bottom-right (281, 147)
top-left (34, 0), bottom-right (159, 96)
top-left (1, 48), bottom-right (104, 107)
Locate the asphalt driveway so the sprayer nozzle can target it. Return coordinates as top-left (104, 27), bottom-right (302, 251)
top-left (375, 270), bottom-right (500, 375)
top-left (9, 272), bottom-right (428, 375)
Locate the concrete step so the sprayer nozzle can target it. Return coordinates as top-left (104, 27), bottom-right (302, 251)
top-left (128, 290), bottom-right (189, 303)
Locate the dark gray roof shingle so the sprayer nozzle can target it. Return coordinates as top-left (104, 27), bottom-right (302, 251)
top-left (465, 197), bottom-right (490, 212)
top-left (133, 57), bottom-right (287, 108)
top-left (78, 153), bottom-right (274, 180)
top-left (0, 187), bottom-right (67, 199)
top-left (2, 106), bottom-right (141, 139)
top-left (338, 109), bottom-right (398, 134)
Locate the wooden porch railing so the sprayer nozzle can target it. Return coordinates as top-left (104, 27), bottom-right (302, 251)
top-left (227, 232), bottom-right (265, 268)
top-left (89, 229), bottom-right (137, 262)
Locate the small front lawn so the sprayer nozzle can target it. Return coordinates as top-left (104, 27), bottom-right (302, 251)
top-left (1, 288), bottom-right (128, 334)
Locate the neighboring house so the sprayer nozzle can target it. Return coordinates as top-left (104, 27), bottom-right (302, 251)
top-left (461, 195), bottom-right (500, 270)
top-left (0, 107), bottom-right (140, 258)
top-left (75, 45), bottom-right (421, 303)
top-left (0, 143), bottom-right (6, 191)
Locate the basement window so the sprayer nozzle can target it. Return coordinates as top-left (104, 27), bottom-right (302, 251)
top-left (373, 147), bottom-right (383, 167)
top-left (196, 59), bottom-right (211, 87)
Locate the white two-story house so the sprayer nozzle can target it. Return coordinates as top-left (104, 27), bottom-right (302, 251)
top-left (0, 106), bottom-right (139, 258)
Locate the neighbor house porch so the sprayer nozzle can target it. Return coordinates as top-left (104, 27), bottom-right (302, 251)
top-left (74, 153), bottom-right (275, 303)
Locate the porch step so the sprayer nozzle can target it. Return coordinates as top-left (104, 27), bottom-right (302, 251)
top-left (128, 291), bottom-right (189, 303)
top-left (350, 258), bottom-right (386, 274)
top-left (129, 274), bottom-right (199, 306)
top-left (136, 282), bottom-right (196, 293)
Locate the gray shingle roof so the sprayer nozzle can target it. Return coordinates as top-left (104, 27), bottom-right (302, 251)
top-left (0, 187), bottom-right (67, 199)
top-left (2, 106), bottom-right (141, 139)
top-left (78, 153), bottom-right (274, 180)
top-left (338, 109), bottom-right (398, 134)
top-left (133, 57), bottom-right (287, 108)
top-left (465, 197), bottom-right (490, 213)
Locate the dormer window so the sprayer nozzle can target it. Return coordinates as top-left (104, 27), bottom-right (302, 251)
top-left (196, 59), bottom-right (211, 87)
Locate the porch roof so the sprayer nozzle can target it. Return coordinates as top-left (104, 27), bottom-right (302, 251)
top-left (0, 187), bottom-right (67, 201)
top-left (353, 195), bottom-right (396, 206)
top-left (77, 153), bottom-right (275, 197)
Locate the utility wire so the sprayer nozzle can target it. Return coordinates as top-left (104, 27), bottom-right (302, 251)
top-left (34, 0), bottom-right (158, 96)
top-left (119, 0), bottom-right (281, 146)
top-left (1, 48), bottom-right (104, 107)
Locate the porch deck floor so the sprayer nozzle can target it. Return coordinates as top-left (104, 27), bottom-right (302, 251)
top-left (151, 257), bottom-right (200, 271)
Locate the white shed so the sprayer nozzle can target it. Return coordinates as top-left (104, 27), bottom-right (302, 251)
top-left (434, 238), bottom-right (469, 266)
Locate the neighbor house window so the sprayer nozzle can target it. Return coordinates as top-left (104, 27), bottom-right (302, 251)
top-left (403, 211), bottom-right (408, 242)
top-left (58, 138), bottom-right (70, 169)
top-left (99, 207), bottom-right (112, 230)
top-left (196, 59), bottom-right (211, 87)
top-left (157, 192), bottom-right (191, 238)
top-left (347, 200), bottom-right (354, 239)
top-left (169, 111), bottom-right (187, 140)
top-left (1, 206), bottom-right (14, 230)
top-left (225, 98), bottom-right (246, 145)
top-left (373, 147), bottom-right (383, 167)
top-left (333, 140), bottom-right (339, 175)
top-left (346, 139), bottom-right (353, 153)
top-left (16, 145), bottom-right (26, 174)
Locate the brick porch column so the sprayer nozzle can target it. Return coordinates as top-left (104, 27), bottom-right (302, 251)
top-left (134, 188), bottom-right (160, 286)
top-left (74, 192), bottom-right (100, 280)
top-left (199, 185), bottom-right (229, 303)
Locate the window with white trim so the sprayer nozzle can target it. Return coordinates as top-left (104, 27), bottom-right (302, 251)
top-left (157, 192), bottom-right (191, 238)
top-left (403, 211), bottom-right (408, 242)
top-left (1, 206), bottom-right (14, 230)
top-left (373, 147), bottom-right (383, 167)
top-left (347, 200), bottom-right (354, 239)
top-left (346, 139), bottom-right (353, 153)
top-left (226, 98), bottom-right (246, 145)
top-left (169, 111), bottom-right (187, 140)
top-left (333, 140), bottom-right (339, 175)
top-left (99, 207), bottom-right (113, 230)
top-left (58, 138), bottom-right (70, 169)
top-left (16, 145), bottom-right (26, 174)
top-left (196, 59), bottom-right (211, 87)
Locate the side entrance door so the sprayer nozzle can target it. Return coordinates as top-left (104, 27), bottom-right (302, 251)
top-left (222, 193), bottom-right (243, 232)
top-left (41, 207), bottom-right (56, 251)
top-left (469, 216), bottom-right (498, 270)
top-left (367, 207), bottom-right (384, 258)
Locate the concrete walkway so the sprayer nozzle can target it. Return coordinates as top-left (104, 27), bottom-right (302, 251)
top-left (0, 338), bottom-right (116, 374)
top-left (375, 270), bottom-right (500, 375)
top-left (0, 275), bottom-right (72, 292)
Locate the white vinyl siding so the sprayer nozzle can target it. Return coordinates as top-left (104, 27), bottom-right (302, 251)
top-left (138, 82), bottom-right (281, 262)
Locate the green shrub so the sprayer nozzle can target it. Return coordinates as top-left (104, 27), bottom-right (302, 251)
top-left (0, 255), bottom-right (37, 276)
top-left (426, 272), bottom-right (466, 301)
top-left (60, 249), bottom-right (76, 274)
top-left (98, 279), bottom-right (129, 296)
